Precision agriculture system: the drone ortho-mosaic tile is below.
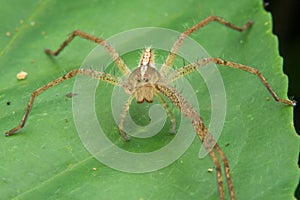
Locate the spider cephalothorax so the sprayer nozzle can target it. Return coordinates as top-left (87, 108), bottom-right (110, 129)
top-left (123, 48), bottom-right (162, 103)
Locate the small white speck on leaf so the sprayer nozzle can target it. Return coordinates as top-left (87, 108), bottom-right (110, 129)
top-left (16, 71), bottom-right (28, 80)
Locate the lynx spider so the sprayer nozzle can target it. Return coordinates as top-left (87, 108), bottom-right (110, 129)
top-left (6, 16), bottom-right (295, 200)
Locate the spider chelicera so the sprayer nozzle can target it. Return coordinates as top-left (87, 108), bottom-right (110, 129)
top-left (5, 16), bottom-right (295, 200)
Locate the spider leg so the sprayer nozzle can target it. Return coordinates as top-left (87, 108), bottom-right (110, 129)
top-left (214, 143), bottom-right (234, 200)
top-left (45, 30), bottom-right (131, 76)
top-left (168, 57), bottom-right (295, 106)
top-left (199, 127), bottom-right (234, 200)
top-left (155, 92), bottom-right (176, 133)
top-left (5, 69), bottom-right (121, 136)
top-left (118, 94), bottom-right (135, 141)
top-left (154, 83), bottom-right (233, 200)
top-left (160, 16), bottom-right (253, 76)
top-left (197, 122), bottom-right (235, 200)
top-left (208, 148), bottom-right (225, 200)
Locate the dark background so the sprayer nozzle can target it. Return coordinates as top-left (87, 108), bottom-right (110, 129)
top-left (263, 0), bottom-right (300, 198)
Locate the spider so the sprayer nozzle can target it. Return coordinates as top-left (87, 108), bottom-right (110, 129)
top-left (5, 16), bottom-right (295, 200)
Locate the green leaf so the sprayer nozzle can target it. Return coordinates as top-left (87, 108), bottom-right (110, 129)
top-left (0, 0), bottom-right (299, 199)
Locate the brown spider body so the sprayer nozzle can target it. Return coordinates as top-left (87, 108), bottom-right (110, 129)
top-left (123, 48), bottom-right (161, 103)
top-left (6, 16), bottom-right (295, 200)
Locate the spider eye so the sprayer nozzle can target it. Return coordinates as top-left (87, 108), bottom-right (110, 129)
top-left (137, 79), bottom-right (141, 83)
top-left (144, 78), bottom-right (149, 82)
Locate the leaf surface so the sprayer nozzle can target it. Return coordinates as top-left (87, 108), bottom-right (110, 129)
top-left (0, 0), bottom-right (299, 199)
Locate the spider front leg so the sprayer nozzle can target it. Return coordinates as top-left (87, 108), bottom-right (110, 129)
top-left (45, 30), bottom-right (131, 76)
top-left (168, 57), bottom-right (296, 106)
top-left (5, 69), bottom-right (121, 136)
top-left (160, 16), bottom-right (253, 76)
